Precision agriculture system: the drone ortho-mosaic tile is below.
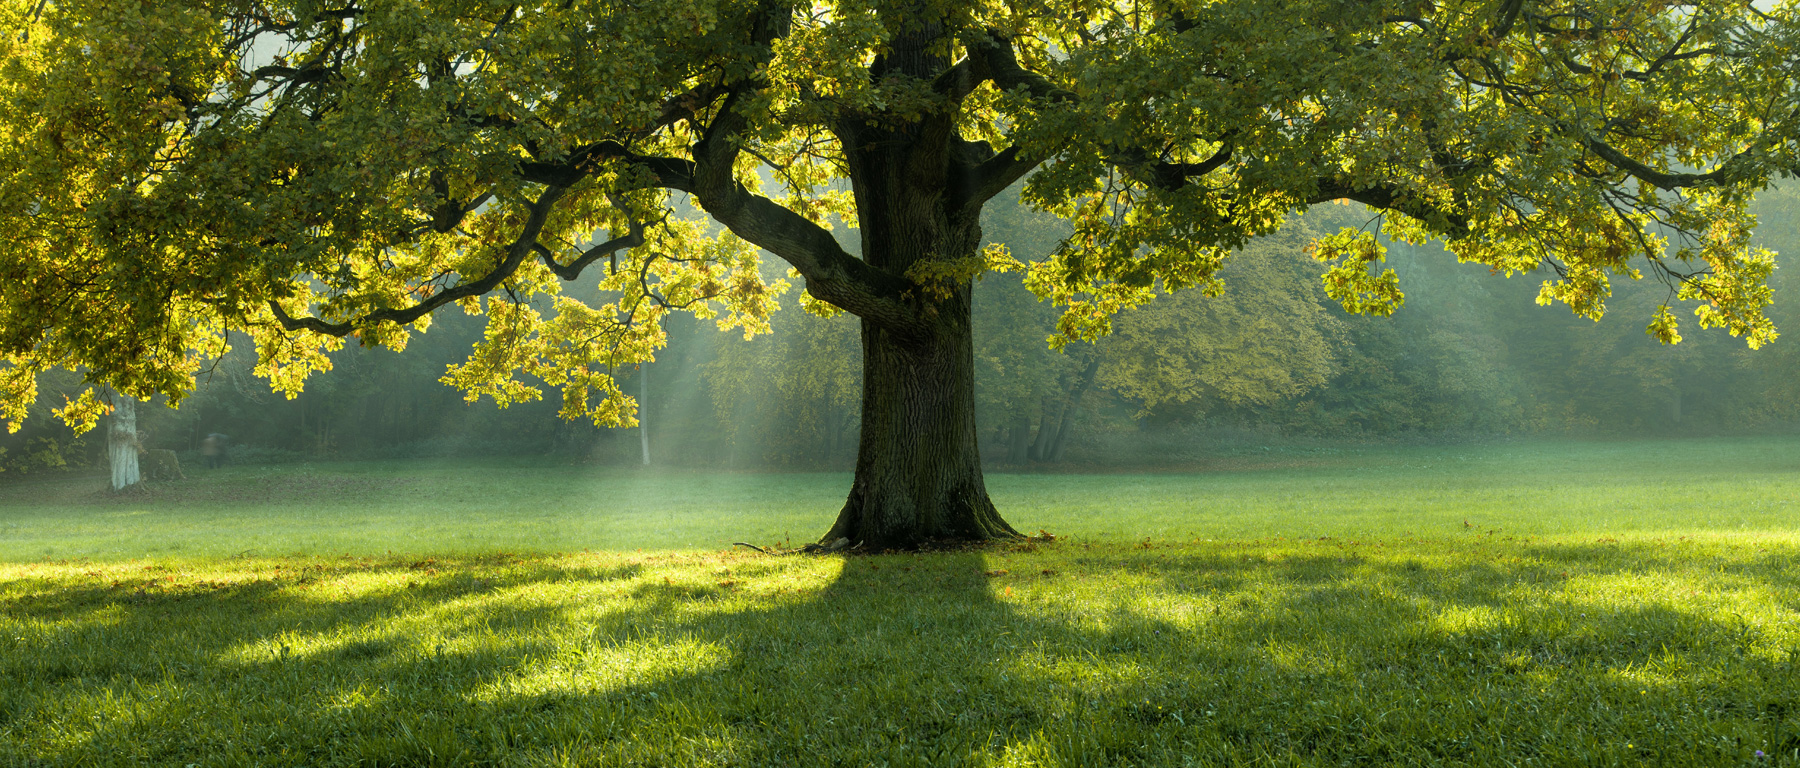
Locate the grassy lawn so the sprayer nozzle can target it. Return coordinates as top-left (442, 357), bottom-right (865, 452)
top-left (3, 436), bottom-right (1797, 560)
top-left (1, 437), bottom-right (1797, 765)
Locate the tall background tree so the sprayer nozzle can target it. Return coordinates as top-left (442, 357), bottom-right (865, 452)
top-left (1, 0), bottom-right (1796, 545)
top-left (104, 389), bottom-right (140, 491)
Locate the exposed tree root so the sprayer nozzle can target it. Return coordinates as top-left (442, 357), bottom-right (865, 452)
top-left (731, 532), bottom-right (1058, 556)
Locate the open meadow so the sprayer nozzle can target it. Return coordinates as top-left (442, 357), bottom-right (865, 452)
top-left (2, 437), bottom-right (1798, 766)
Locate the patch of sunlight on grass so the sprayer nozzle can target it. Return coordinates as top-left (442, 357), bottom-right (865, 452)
top-left (471, 635), bottom-right (732, 704)
top-left (326, 682), bottom-right (388, 714)
top-left (6, 542), bottom-right (1798, 765)
top-left (990, 735), bottom-right (1060, 768)
top-left (4, 439), bottom-right (1800, 765)
top-left (1426, 604), bottom-right (1507, 634)
top-left (1259, 638), bottom-right (1351, 678)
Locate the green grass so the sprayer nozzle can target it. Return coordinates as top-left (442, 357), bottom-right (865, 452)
top-left (3, 436), bottom-right (1798, 560)
top-left (1, 437), bottom-right (1798, 766)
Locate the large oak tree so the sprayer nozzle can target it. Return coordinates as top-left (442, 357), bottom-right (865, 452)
top-left (1, 0), bottom-right (1795, 546)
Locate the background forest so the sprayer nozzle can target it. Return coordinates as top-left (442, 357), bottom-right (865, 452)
top-left (6, 184), bottom-right (1798, 476)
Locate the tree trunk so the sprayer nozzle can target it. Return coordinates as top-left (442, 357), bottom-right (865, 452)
top-left (1006, 413), bottom-right (1032, 464)
top-left (814, 25), bottom-right (1024, 547)
top-left (108, 392), bottom-right (140, 491)
top-left (1029, 398), bottom-right (1057, 461)
top-left (823, 298), bottom-right (1020, 549)
top-left (639, 363), bottom-right (651, 465)
top-left (1047, 357), bottom-right (1100, 462)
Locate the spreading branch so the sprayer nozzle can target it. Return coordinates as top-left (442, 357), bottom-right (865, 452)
top-left (515, 5), bottom-right (931, 336)
top-left (1148, 140), bottom-right (1235, 192)
top-left (688, 91), bottom-right (927, 336)
top-left (1580, 132), bottom-right (1767, 190)
top-left (1307, 179), bottom-right (1473, 240)
top-left (534, 197), bottom-right (657, 281)
top-left (271, 186), bottom-right (568, 337)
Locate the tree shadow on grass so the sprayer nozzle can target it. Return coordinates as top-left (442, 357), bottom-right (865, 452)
top-left (2, 541), bottom-right (1798, 766)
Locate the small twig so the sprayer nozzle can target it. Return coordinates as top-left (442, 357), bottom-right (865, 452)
top-left (731, 542), bottom-right (769, 553)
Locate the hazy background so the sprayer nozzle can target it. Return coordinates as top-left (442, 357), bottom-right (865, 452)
top-left (5, 184), bottom-right (1797, 477)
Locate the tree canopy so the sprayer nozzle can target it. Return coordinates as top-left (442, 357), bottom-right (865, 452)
top-left (3, 0), bottom-right (1799, 542)
top-left (2, 0), bottom-right (1796, 432)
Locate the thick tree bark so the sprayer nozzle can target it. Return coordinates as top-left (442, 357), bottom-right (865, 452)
top-left (631, 17), bottom-right (1044, 546)
top-left (811, 93), bottom-right (1038, 541)
top-left (800, 32), bottom-right (1028, 547)
top-left (823, 292), bottom-right (1020, 548)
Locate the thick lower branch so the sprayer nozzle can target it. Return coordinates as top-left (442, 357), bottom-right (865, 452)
top-left (1308, 178), bottom-right (1473, 240)
top-left (701, 184), bottom-right (927, 337)
top-left (685, 90), bottom-right (927, 337)
top-left (271, 186), bottom-right (567, 337)
top-left (536, 196), bottom-right (656, 281)
top-left (1580, 132), bottom-right (1760, 190)
top-left (518, 99), bottom-right (926, 335)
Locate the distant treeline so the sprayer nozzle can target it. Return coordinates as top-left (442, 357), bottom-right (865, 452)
top-left (6, 186), bottom-right (1798, 475)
